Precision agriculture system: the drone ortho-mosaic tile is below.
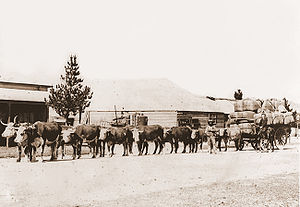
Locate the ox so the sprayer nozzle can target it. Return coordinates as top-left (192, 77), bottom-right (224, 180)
top-left (29, 121), bottom-right (62, 161)
top-left (74, 124), bottom-right (99, 159)
top-left (103, 126), bottom-right (133, 157)
top-left (132, 125), bottom-right (164, 156)
top-left (164, 126), bottom-right (192, 153)
top-left (189, 128), bottom-right (206, 153)
top-left (14, 125), bottom-right (44, 162)
top-left (1, 116), bottom-right (19, 143)
top-left (1, 117), bottom-right (45, 162)
top-left (216, 128), bottom-right (229, 152)
top-left (58, 126), bottom-right (78, 159)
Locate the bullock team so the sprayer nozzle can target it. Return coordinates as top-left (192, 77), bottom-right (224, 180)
top-left (1, 116), bottom-right (275, 162)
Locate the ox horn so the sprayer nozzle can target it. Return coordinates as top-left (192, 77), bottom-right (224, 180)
top-left (13, 115), bottom-right (18, 124)
top-left (0, 120), bottom-right (8, 126)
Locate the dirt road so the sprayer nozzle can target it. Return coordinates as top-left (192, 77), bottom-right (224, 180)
top-left (0, 138), bottom-right (299, 207)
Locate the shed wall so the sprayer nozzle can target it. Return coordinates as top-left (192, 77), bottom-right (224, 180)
top-left (87, 111), bottom-right (177, 128)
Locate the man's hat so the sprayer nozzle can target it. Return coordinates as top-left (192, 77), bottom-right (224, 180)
top-left (208, 119), bottom-right (215, 125)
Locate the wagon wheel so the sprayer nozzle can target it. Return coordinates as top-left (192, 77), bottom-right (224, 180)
top-left (274, 126), bottom-right (288, 149)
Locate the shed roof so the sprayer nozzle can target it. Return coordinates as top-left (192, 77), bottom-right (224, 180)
top-left (0, 88), bottom-right (49, 103)
top-left (87, 79), bottom-right (234, 113)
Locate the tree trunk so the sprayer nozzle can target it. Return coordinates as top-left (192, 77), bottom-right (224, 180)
top-left (79, 110), bottom-right (82, 125)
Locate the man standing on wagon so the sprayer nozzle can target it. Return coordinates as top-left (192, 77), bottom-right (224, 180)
top-left (205, 119), bottom-right (218, 154)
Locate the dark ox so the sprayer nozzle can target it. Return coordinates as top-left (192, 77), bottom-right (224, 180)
top-left (216, 128), bottom-right (229, 152)
top-left (164, 126), bottom-right (192, 154)
top-left (30, 121), bottom-right (62, 161)
top-left (73, 124), bottom-right (99, 159)
top-left (102, 126), bottom-right (134, 157)
top-left (188, 128), bottom-right (206, 153)
top-left (132, 125), bottom-right (164, 156)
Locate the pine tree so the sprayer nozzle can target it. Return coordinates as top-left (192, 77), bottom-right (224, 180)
top-left (47, 55), bottom-right (93, 124)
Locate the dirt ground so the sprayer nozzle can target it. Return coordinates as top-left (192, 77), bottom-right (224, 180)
top-left (0, 138), bottom-right (299, 207)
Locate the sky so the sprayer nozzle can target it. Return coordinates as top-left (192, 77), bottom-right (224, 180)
top-left (0, 0), bottom-right (299, 103)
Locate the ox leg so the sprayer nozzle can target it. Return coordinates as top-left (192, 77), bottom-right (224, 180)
top-left (72, 144), bottom-right (77, 160)
top-left (153, 141), bottom-right (158, 154)
top-left (41, 143), bottom-right (46, 161)
top-left (141, 141), bottom-right (146, 154)
top-left (29, 146), bottom-right (33, 162)
top-left (141, 141), bottom-right (148, 155)
top-left (110, 144), bottom-right (115, 157)
top-left (91, 141), bottom-right (97, 158)
top-left (169, 140), bottom-right (174, 153)
top-left (50, 144), bottom-right (57, 161)
top-left (182, 142), bottom-right (187, 153)
top-left (122, 143), bottom-right (128, 156)
top-left (129, 141), bottom-right (133, 154)
top-left (31, 146), bottom-right (37, 162)
top-left (137, 141), bottom-right (143, 156)
top-left (145, 142), bottom-right (149, 155)
top-left (16, 145), bottom-right (22, 162)
top-left (77, 140), bottom-right (83, 159)
top-left (224, 138), bottom-right (228, 152)
top-left (174, 140), bottom-right (179, 153)
top-left (200, 137), bottom-right (203, 151)
top-left (96, 141), bottom-right (99, 157)
top-left (158, 142), bottom-right (163, 154)
top-left (218, 137), bottom-right (222, 152)
top-left (61, 141), bottom-right (65, 159)
top-left (102, 141), bottom-right (106, 157)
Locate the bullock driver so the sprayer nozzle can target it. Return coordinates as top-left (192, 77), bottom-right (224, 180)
top-left (205, 119), bottom-right (218, 154)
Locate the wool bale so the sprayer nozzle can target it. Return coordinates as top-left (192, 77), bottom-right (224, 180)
top-left (234, 100), bottom-right (243, 112)
top-left (238, 119), bottom-right (254, 124)
top-left (284, 112), bottom-right (294, 124)
top-left (254, 113), bottom-right (262, 125)
top-left (262, 100), bottom-right (275, 112)
top-left (238, 123), bottom-right (254, 134)
top-left (270, 99), bottom-right (284, 110)
top-left (278, 105), bottom-right (287, 113)
top-left (228, 124), bottom-right (241, 139)
top-left (230, 112), bottom-right (243, 119)
top-left (242, 99), bottom-right (261, 112)
top-left (272, 112), bottom-right (284, 125)
top-left (230, 111), bottom-right (254, 121)
top-left (242, 111), bottom-right (255, 119)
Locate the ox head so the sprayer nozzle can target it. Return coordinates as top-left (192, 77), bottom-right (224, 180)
top-left (99, 128), bottom-right (108, 141)
top-left (60, 127), bottom-right (76, 143)
top-left (14, 125), bottom-right (31, 146)
top-left (191, 129), bottom-right (199, 140)
top-left (1, 116), bottom-right (19, 139)
top-left (131, 128), bottom-right (142, 142)
top-left (164, 128), bottom-right (173, 140)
